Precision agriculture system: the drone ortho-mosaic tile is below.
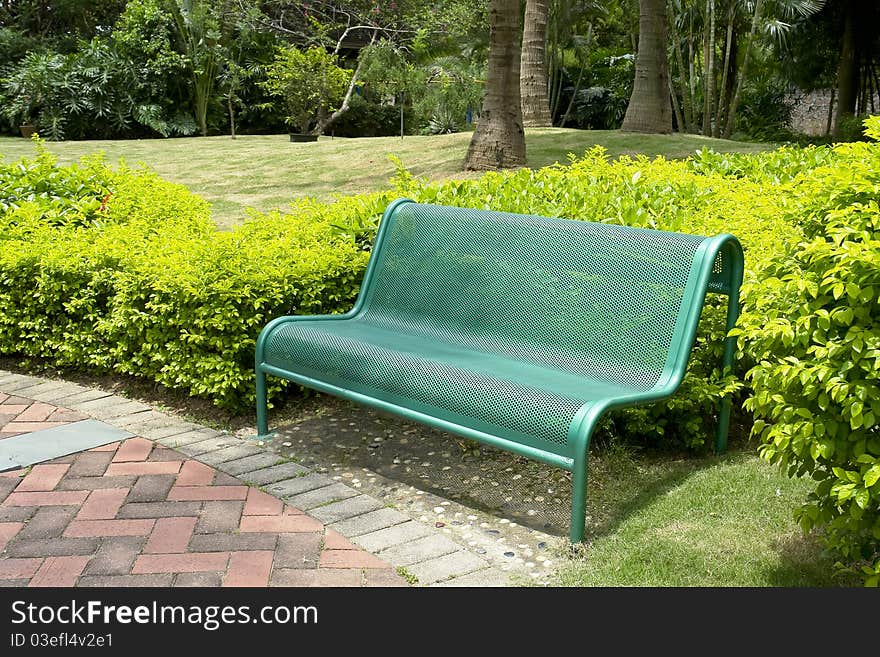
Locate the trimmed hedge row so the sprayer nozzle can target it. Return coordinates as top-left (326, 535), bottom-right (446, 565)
top-left (0, 144), bottom-right (373, 409)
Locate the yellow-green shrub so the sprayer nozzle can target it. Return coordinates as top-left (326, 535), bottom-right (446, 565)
top-left (0, 147), bottom-right (368, 409)
top-left (734, 117), bottom-right (880, 586)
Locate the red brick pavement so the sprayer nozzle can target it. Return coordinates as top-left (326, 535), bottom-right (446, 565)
top-left (0, 397), bottom-right (409, 587)
top-left (0, 395), bottom-right (88, 439)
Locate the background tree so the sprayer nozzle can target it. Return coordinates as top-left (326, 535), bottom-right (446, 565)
top-left (621, 0), bottom-right (672, 133)
top-left (463, 0), bottom-right (525, 170)
top-left (520, 0), bottom-right (552, 126)
top-left (164, 0), bottom-right (227, 137)
top-left (358, 39), bottom-right (424, 138)
top-left (832, 0), bottom-right (878, 139)
top-left (262, 45), bottom-right (351, 135)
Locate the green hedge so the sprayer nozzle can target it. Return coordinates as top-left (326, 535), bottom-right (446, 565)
top-left (734, 117), bottom-right (880, 586)
top-left (0, 143), bottom-right (372, 409)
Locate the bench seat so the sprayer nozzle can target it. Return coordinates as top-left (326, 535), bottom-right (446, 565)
top-left (255, 199), bottom-right (744, 542)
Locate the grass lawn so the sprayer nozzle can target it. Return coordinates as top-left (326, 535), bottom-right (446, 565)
top-left (547, 444), bottom-right (853, 587)
top-left (0, 128), bottom-right (770, 230)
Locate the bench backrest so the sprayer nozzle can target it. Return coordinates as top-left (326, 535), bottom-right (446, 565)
top-left (357, 200), bottom-right (741, 393)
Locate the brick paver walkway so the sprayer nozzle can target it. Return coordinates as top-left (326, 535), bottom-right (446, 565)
top-left (0, 393), bottom-right (88, 438)
top-left (0, 396), bottom-right (408, 587)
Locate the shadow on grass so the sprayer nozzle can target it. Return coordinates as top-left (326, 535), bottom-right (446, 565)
top-left (764, 531), bottom-right (860, 587)
top-left (583, 443), bottom-right (720, 541)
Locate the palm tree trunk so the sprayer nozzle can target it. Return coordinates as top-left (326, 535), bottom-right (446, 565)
top-left (621, 0), bottom-right (672, 134)
top-left (464, 0), bottom-right (526, 170)
top-left (688, 12), bottom-right (697, 129)
top-left (833, 0), bottom-right (859, 138)
top-left (714, 0), bottom-right (735, 138)
top-left (668, 0), bottom-right (692, 132)
top-left (701, 0), bottom-right (715, 136)
top-left (521, 0), bottom-right (552, 127)
top-left (723, 0), bottom-right (763, 139)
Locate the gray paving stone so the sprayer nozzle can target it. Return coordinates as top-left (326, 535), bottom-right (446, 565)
top-left (264, 473), bottom-right (333, 498)
top-left (220, 453), bottom-right (281, 476)
top-left (174, 572), bottom-right (223, 587)
top-left (0, 420), bottom-right (133, 470)
top-left (39, 384), bottom-right (92, 405)
top-left (188, 533), bottom-right (278, 553)
top-left (353, 521), bottom-right (435, 553)
top-left (127, 475), bottom-right (176, 503)
top-left (377, 534), bottom-right (462, 567)
top-left (158, 429), bottom-right (224, 448)
top-left (117, 502), bottom-right (202, 518)
top-left (58, 476), bottom-right (138, 491)
top-left (274, 533), bottom-right (322, 569)
top-left (0, 506), bottom-right (35, 522)
top-left (13, 381), bottom-right (76, 400)
top-left (330, 507), bottom-right (410, 537)
top-left (45, 389), bottom-right (113, 406)
top-left (197, 444), bottom-right (264, 466)
top-left (78, 574), bottom-right (173, 587)
top-left (109, 410), bottom-right (156, 428)
top-left (138, 422), bottom-right (200, 441)
top-left (83, 537), bottom-right (146, 575)
top-left (285, 483), bottom-right (359, 511)
top-left (240, 462), bottom-right (309, 486)
top-left (5, 537), bottom-right (100, 557)
top-left (174, 436), bottom-right (239, 457)
top-left (308, 494), bottom-right (384, 525)
top-left (110, 410), bottom-right (167, 428)
top-left (405, 550), bottom-right (488, 585)
top-left (0, 371), bottom-right (29, 386)
top-left (430, 568), bottom-right (513, 587)
top-left (0, 376), bottom-right (43, 392)
top-left (196, 501), bottom-right (244, 533)
top-left (91, 400), bottom-right (153, 420)
top-left (65, 395), bottom-right (128, 413)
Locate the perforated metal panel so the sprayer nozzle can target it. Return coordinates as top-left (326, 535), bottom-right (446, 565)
top-left (263, 203), bottom-right (713, 453)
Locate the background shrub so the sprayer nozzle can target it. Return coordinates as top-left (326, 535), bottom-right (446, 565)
top-left (0, 143), bottom-right (371, 410)
top-left (734, 116), bottom-right (880, 586)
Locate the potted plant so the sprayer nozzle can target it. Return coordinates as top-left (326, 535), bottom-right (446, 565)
top-left (0, 90), bottom-right (37, 138)
top-left (0, 52), bottom-right (59, 138)
top-left (262, 45), bottom-right (351, 141)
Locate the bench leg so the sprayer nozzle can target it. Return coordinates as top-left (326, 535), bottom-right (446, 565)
top-left (256, 367), bottom-right (271, 439)
top-left (569, 450), bottom-right (589, 543)
top-left (715, 282), bottom-right (742, 455)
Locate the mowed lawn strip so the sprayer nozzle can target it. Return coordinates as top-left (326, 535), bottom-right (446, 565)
top-left (0, 129), bottom-right (770, 230)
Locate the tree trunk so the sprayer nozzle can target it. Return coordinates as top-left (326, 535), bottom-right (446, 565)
top-left (833, 0), bottom-right (859, 138)
top-left (825, 87), bottom-right (835, 136)
top-left (560, 23), bottom-right (593, 128)
top-left (464, 0), bottom-right (526, 170)
top-left (668, 0), bottom-right (692, 132)
top-left (688, 13), bottom-right (697, 129)
top-left (228, 94), bottom-right (236, 139)
top-left (521, 0), bottom-right (552, 127)
top-left (723, 0), bottom-right (763, 139)
top-left (621, 0), bottom-right (672, 134)
top-left (311, 41), bottom-right (371, 136)
top-left (714, 0), bottom-right (735, 137)
top-left (701, 0), bottom-right (715, 136)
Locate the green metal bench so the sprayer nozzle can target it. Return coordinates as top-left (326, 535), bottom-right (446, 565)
top-left (255, 199), bottom-right (744, 543)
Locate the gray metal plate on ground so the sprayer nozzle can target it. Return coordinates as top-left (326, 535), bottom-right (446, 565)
top-left (0, 420), bottom-right (134, 471)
